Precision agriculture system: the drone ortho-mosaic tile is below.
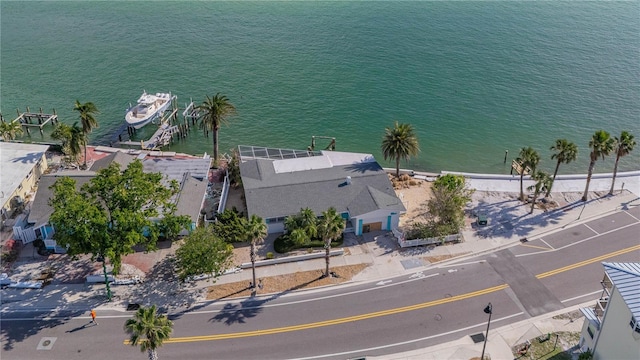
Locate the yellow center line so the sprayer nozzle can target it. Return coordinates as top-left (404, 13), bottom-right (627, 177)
top-left (124, 284), bottom-right (508, 344)
top-left (123, 244), bottom-right (640, 345)
top-left (536, 244), bottom-right (640, 279)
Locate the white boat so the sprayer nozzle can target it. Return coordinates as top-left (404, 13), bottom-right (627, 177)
top-left (125, 91), bottom-right (173, 129)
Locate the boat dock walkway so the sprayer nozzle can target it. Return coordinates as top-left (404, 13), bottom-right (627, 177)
top-left (117, 123), bottom-right (180, 150)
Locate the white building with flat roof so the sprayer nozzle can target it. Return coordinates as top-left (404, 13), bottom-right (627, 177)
top-left (0, 142), bottom-right (49, 226)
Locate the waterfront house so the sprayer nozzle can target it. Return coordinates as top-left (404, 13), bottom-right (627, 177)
top-left (15, 149), bottom-right (210, 249)
top-left (238, 145), bottom-right (405, 235)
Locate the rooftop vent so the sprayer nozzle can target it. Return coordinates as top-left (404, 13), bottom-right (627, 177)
top-left (346, 176), bottom-right (352, 185)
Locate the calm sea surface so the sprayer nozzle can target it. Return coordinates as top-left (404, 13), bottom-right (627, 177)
top-left (1, 1), bottom-right (638, 174)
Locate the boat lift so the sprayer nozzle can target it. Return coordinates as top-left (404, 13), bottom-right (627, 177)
top-left (307, 136), bottom-right (336, 151)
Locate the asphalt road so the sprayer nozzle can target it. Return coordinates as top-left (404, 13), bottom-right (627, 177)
top-left (2, 209), bottom-right (639, 360)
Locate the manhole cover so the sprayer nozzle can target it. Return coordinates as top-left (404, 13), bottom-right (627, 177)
top-left (470, 333), bottom-right (485, 343)
top-left (37, 337), bottom-right (57, 350)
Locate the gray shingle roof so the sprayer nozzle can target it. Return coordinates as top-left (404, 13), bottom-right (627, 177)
top-left (29, 157), bottom-right (210, 229)
top-left (175, 175), bottom-right (207, 223)
top-left (28, 172), bottom-right (96, 228)
top-left (603, 262), bottom-right (640, 320)
top-left (240, 154), bottom-right (405, 219)
top-left (90, 151), bottom-right (136, 171)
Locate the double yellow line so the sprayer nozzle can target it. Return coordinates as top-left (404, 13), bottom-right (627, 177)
top-left (124, 244), bottom-right (640, 344)
top-left (158, 284), bottom-right (507, 343)
top-left (536, 244), bottom-right (640, 279)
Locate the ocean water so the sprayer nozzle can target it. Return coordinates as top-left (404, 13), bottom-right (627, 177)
top-left (1, 1), bottom-right (638, 174)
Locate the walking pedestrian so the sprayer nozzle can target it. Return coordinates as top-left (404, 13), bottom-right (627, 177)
top-left (90, 309), bottom-right (98, 325)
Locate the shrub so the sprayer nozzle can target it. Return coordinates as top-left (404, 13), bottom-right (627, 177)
top-left (273, 233), bottom-right (344, 253)
top-left (1, 239), bottom-right (21, 264)
top-left (266, 252), bottom-right (274, 259)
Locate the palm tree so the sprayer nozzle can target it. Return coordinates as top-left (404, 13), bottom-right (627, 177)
top-left (317, 207), bottom-right (345, 278)
top-left (73, 100), bottom-right (99, 168)
top-left (0, 120), bottom-right (24, 141)
top-left (582, 130), bottom-right (615, 201)
top-left (197, 93), bottom-right (236, 166)
top-left (51, 122), bottom-right (84, 163)
top-left (527, 170), bottom-right (552, 214)
top-left (547, 139), bottom-right (578, 197)
top-left (124, 305), bottom-right (173, 360)
top-left (516, 147), bottom-right (540, 201)
top-left (288, 228), bottom-right (308, 247)
top-left (381, 121), bottom-right (420, 178)
top-left (609, 131), bottom-right (635, 195)
top-left (299, 207), bottom-right (318, 239)
top-left (245, 215), bottom-right (267, 289)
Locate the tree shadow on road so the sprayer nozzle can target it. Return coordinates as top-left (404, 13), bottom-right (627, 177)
top-left (209, 275), bottom-right (324, 326)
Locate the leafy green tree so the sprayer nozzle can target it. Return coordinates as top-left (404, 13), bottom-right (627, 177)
top-left (73, 100), bottom-right (99, 168)
top-left (51, 122), bottom-right (84, 163)
top-left (317, 207), bottom-right (345, 277)
top-left (427, 174), bottom-right (473, 235)
top-left (49, 161), bottom-right (190, 300)
top-left (582, 130), bottom-right (615, 201)
top-left (174, 226), bottom-right (234, 282)
top-left (197, 93), bottom-right (236, 166)
top-left (210, 209), bottom-right (246, 243)
top-left (381, 121), bottom-right (420, 178)
top-left (124, 305), bottom-right (173, 360)
top-left (516, 147), bottom-right (540, 201)
top-left (0, 120), bottom-right (23, 141)
top-left (609, 131), bottom-right (635, 195)
top-left (548, 139), bottom-right (578, 196)
top-left (245, 215), bottom-right (267, 289)
top-left (527, 170), bottom-right (552, 214)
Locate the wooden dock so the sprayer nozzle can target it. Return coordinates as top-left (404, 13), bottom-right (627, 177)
top-left (3, 107), bottom-right (60, 136)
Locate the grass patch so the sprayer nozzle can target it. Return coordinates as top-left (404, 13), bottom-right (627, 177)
top-left (512, 332), bottom-right (580, 360)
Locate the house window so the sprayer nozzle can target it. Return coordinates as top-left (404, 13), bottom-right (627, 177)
top-left (27, 170), bottom-right (33, 179)
top-left (630, 317), bottom-right (640, 334)
top-left (587, 324), bottom-right (595, 339)
top-left (17, 184), bottom-right (23, 190)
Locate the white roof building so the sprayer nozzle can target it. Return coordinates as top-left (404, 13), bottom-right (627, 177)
top-left (0, 142), bottom-right (49, 224)
top-left (579, 262), bottom-right (640, 359)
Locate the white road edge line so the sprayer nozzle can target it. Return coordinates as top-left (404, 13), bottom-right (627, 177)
top-left (539, 237), bottom-right (554, 250)
top-left (287, 312), bottom-right (524, 360)
top-left (561, 290), bottom-right (602, 303)
top-left (515, 221), bottom-right (639, 258)
top-left (583, 223), bottom-right (598, 235)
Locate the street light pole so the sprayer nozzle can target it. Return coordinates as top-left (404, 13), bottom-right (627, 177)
top-left (480, 302), bottom-right (492, 360)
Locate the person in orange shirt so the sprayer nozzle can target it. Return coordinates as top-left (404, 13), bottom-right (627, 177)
top-left (90, 309), bottom-right (98, 325)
